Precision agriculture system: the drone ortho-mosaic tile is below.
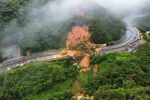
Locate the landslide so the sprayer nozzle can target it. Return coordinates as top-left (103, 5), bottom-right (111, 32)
top-left (0, 1), bottom-right (126, 55)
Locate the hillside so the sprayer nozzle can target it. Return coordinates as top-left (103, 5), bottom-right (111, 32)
top-left (0, 41), bottom-right (150, 100)
top-left (0, 0), bottom-right (125, 56)
top-left (135, 14), bottom-right (150, 32)
top-left (1, 0), bottom-right (150, 100)
top-left (134, 14), bottom-right (150, 42)
top-left (0, 58), bottom-right (78, 100)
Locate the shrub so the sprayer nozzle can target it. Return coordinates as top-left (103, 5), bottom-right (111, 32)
top-left (94, 87), bottom-right (126, 100)
top-left (0, 61), bottom-right (78, 100)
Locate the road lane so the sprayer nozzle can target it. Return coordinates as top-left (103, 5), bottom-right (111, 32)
top-left (0, 14), bottom-right (147, 73)
top-left (0, 50), bottom-right (62, 73)
top-left (100, 15), bottom-right (142, 54)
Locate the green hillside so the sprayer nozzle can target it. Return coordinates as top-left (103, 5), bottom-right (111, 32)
top-left (0, 0), bottom-right (125, 55)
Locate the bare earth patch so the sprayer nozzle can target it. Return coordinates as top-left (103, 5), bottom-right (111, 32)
top-left (93, 64), bottom-right (98, 75)
top-left (146, 31), bottom-right (150, 38)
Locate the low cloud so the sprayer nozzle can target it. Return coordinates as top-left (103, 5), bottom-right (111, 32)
top-left (2, 0), bottom-right (150, 45)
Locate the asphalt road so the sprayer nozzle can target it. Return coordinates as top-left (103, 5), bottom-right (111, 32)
top-left (100, 15), bottom-right (143, 54)
top-left (0, 50), bottom-right (62, 73)
top-left (0, 14), bottom-right (146, 73)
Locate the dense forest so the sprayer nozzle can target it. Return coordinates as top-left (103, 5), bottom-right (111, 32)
top-left (1, 0), bottom-right (150, 100)
top-left (87, 12), bottom-right (125, 44)
top-left (85, 42), bottom-right (150, 99)
top-left (0, 41), bottom-right (150, 100)
top-left (0, 0), bottom-right (125, 56)
top-left (134, 14), bottom-right (150, 42)
top-left (0, 58), bottom-right (78, 100)
top-left (0, 50), bottom-right (2, 62)
top-left (135, 14), bottom-right (150, 32)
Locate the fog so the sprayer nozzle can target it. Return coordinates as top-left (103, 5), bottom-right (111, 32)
top-left (1, 0), bottom-right (150, 59)
top-left (22, 0), bottom-right (150, 26)
top-left (2, 0), bottom-right (150, 44)
top-left (94, 0), bottom-right (150, 14)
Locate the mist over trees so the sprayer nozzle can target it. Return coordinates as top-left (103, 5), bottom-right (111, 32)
top-left (0, 50), bottom-right (2, 62)
top-left (0, 0), bottom-right (126, 55)
top-left (89, 15), bottom-right (125, 44)
top-left (135, 14), bottom-right (150, 32)
top-left (0, 0), bottom-right (150, 99)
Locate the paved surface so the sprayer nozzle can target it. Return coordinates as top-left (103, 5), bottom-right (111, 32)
top-left (100, 15), bottom-right (144, 54)
top-left (0, 50), bottom-right (62, 73)
top-left (0, 14), bottom-right (146, 73)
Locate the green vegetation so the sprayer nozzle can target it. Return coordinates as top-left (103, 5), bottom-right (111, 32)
top-left (0, 58), bottom-right (78, 100)
top-left (2, 0), bottom-right (150, 99)
top-left (23, 80), bottom-right (73, 100)
top-left (134, 14), bottom-right (150, 42)
top-left (73, 43), bottom-right (89, 53)
top-left (77, 42), bottom-right (150, 100)
top-left (88, 15), bottom-right (126, 44)
top-left (0, 0), bottom-right (28, 22)
top-left (142, 33), bottom-right (150, 42)
top-left (135, 14), bottom-right (150, 33)
top-left (0, 0), bottom-right (125, 55)
top-left (78, 73), bottom-right (97, 95)
top-left (0, 50), bottom-right (2, 62)
top-left (1, 42), bottom-right (150, 100)
top-left (94, 86), bottom-right (150, 100)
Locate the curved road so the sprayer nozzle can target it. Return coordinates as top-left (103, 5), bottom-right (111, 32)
top-left (100, 14), bottom-right (145, 54)
top-left (0, 14), bottom-right (145, 73)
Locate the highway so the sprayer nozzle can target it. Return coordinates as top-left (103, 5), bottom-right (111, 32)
top-left (100, 15), bottom-right (144, 54)
top-left (0, 14), bottom-right (145, 73)
top-left (0, 50), bottom-right (62, 73)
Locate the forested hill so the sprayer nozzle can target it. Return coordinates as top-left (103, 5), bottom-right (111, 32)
top-left (0, 0), bottom-right (125, 55)
top-left (0, 0), bottom-right (150, 100)
top-left (0, 32), bottom-right (150, 100)
top-left (135, 14), bottom-right (150, 32)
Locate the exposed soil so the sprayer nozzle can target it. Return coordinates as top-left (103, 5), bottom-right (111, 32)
top-left (66, 25), bottom-right (90, 50)
top-left (66, 10), bottom-right (105, 73)
top-left (79, 53), bottom-right (90, 72)
top-left (93, 64), bottom-right (98, 75)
